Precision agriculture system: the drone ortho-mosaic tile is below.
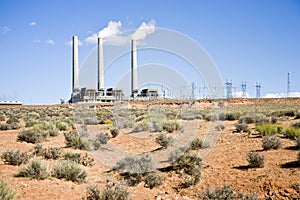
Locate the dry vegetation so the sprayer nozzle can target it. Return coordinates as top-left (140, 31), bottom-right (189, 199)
top-left (0, 98), bottom-right (299, 199)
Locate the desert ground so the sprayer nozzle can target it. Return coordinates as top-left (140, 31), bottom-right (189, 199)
top-left (0, 98), bottom-right (300, 199)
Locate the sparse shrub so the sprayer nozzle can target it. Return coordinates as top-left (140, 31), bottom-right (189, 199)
top-left (6, 117), bottom-right (19, 124)
top-left (199, 184), bottom-right (258, 200)
top-left (43, 147), bottom-right (62, 159)
top-left (151, 119), bottom-right (164, 132)
top-left (215, 124), bottom-right (225, 131)
top-left (0, 115), bottom-right (5, 121)
top-left (115, 154), bottom-right (155, 175)
top-left (255, 124), bottom-right (282, 136)
top-left (144, 173), bottom-right (164, 189)
top-left (175, 153), bottom-right (202, 175)
top-left (225, 112), bottom-right (240, 121)
top-left (85, 185), bottom-right (100, 200)
top-left (25, 119), bottom-right (38, 127)
top-left (239, 113), bottom-right (269, 125)
top-left (189, 137), bottom-right (209, 150)
top-left (295, 112), bottom-right (300, 119)
top-left (179, 173), bottom-right (200, 188)
top-left (56, 121), bottom-right (68, 131)
top-left (132, 120), bottom-right (151, 132)
top-left (247, 152), bottom-right (264, 168)
top-left (99, 181), bottom-right (129, 200)
top-left (110, 128), bottom-right (120, 138)
top-left (64, 130), bottom-right (92, 150)
top-left (84, 117), bottom-right (99, 125)
top-left (163, 120), bottom-right (180, 133)
top-left (0, 124), bottom-right (10, 131)
top-left (283, 127), bottom-right (300, 139)
top-left (235, 122), bottom-right (248, 133)
top-left (17, 128), bottom-right (49, 143)
top-left (296, 137), bottom-right (300, 149)
top-left (33, 144), bottom-right (44, 156)
top-left (81, 153), bottom-right (95, 167)
top-left (17, 159), bottom-right (50, 180)
top-left (271, 109), bottom-right (297, 117)
top-left (10, 122), bottom-right (21, 130)
top-left (1, 150), bottom-right (31, 166)
top-left (204, 113), bottom-right (218, 121)
top-left (0, 181), bottom-right (16, 200)
top-left (156, 133), bottom-right (174, 149)
top-left (93, 133), bottom-right (109, 150)
top-left (292, 122), bottom-right (300, 129)
top-left (63, 151), bottom-right (81, 163)
top-left (262, 136), bottom-right (281, 150)
top-left (52, 160), bottom-right (87, 182)
top-left (48, 129), bottom-right (59, 137)
top-left (168, 146), bottom-right (189, 163)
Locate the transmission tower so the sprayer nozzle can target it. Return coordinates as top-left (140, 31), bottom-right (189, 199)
top-left (287, 72), bottom-right (290, 98)
top-left (191, 82), bottom-right (195, 100)
top-left (241, 82), bottom-right (247, 98)
top-left (255, 82), bottom-right (262, 98)
top-left (225, 80), bottom-right (233, 98)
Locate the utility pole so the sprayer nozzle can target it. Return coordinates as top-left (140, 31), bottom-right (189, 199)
top-left (255, 82), bottom-right (262, 98)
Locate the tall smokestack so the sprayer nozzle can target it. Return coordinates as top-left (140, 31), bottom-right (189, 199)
top-left (72, 35), bottom-right (79, 92)
top-left (131, 40), bottom-right (138, 96)
top-left (98, 37), bottom-right (104, 91)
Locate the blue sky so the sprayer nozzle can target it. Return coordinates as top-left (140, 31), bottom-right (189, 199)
top-left (0, 0), bottom-right (299, 104)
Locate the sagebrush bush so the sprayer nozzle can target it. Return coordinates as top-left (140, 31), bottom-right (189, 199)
top-left (144, 173), bottom-right (164, 189)
top-left (63, 151), bottom-right (81, 163)
top-left (0, 181), bottom-right (16, 200)
top-left (189, 137), bottom-right (209, 150)
top-left (199, 184), bottom-right (258, 200)
top-left (175, 153), bottom-right (202, 175)
top-left (1, 150), bottom-right (31, 166)
top-left (262, 136), bottom-right (281, 150)
top-left (271, 109), bottom-right (297, 117)
top-left (0, 124), bottom-right (10, 131)
top-left (179, 173), bottom-right (200, 188)
top-left (156, 133), bottom-right (174, 149)
top-left (284, 127), bottom-right (300, 139)
top-left (163, 120), bottom-right (180, 133)
top-left (115, 154), bottom-right (154, 175)
top-left (255, 124), bottom-right (282, 136)
top-left (98, 181), bottom-right (129, 200)
top-left (247, 152), bottom-right (264, 168)
top-left (43, 147), bottom-right (62, 160)
top-left (64, 130), bottom-right (92, 150)
top-left (17, 159), bottom-right (50, 180)
top-left (52, 160), bottom-right (87, 182)
top-left (17, 128), bottom-right (49, 143)
top-left (10, 122), bottom-right (21, 130)
top-left (235, 122), bottom-right (248, 133)
top-left (168, 146), bottom-right (189, 163)
top-left (33, 144), bottom-right (44, 156)
top-left (0, 114), bottom-right (5, 121)
top-left (93, 133), bottom-right (109, 150)
top-left (132, 120), bottom-right (151, 132)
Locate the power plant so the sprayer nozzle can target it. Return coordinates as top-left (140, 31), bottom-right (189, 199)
top-left (69, 35), bottom-right (158, 103)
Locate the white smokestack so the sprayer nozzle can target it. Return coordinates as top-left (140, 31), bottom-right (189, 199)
top-left (98, 37), bottom-right (104, 91)
top-left (131, 40), bottom-right (138, 96)
top-left (72, 35), bottom-right (79, 92)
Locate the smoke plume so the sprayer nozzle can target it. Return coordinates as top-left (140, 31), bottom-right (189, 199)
top-left (132, 20), bottom-right (155, 40)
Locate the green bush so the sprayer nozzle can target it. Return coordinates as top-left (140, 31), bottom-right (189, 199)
top-left (52, 160), bottom-right (87, 183)
top-left (262, 136), bottom-right (281, 150)
top-left (1, 150), bottom-right (31, 166)
top-left (179, 173), bottom-right (200, 188)
top-left (283, 127), bottom-right (300, 139)
top-left (93, 133), bottom-right (109, 150)
top-left (63, 151), bottom-right (81, 163)
top-left (175, 153), bottom-right (202, 176)
top-left (10, 122), bottom-right (21, 130)
top-left (64, 130), bottom-right (92, 150)
top-left (17, 128), bottom-right (49, 144)
top-left (189, 137), bottom-right (209, 150)
top-left (247, 152), bottom-right (264, 168)
top-left (0, 181), bottom-right (16, 200)
top-left (43, 147), bottom-right (62, 160)
top-left (156, 133), bottom-right (174, 149)
top-left (89, 181), bottom-right (129, 200)
top-left (144, 173), bottom-right (164, 189)
top-left (168, 146), bottom-right (189, 163)
top-left (33, 144), bottom-right (44, 156)
top-left (255, 124), bottom-right (282, 136)
top-left (0, 115), bottom-right (5, 121)
top-left (199, 184), bottom-right (258, 200)
top-left (163, 120), bottom-right (181, 133)
top-left (132, 120), bottom-right (151, 132)
top-left (271, 109), bottom-right (297, 117)
top-left (0, 124), bottom-right (11, 131)
top-left (17, 159), bottom-right (50, 180)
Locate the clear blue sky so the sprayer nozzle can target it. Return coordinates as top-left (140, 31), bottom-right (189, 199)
top-left (0, 0), bottom-right (299, 104)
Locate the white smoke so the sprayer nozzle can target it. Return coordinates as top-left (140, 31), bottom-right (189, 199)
top-left (132, 20), bottom-right (155, 40)
top-left (86, 21), bottom-right (122, 44)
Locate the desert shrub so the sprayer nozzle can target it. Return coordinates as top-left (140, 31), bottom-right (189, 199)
top-left (175, 153), bottom-right (202, 175)
top-left (0, 115), bottom-right (5, 121)
top-left (17, 128), bottom-right (49, 144)
top-left (80, 153), bottom-right (95, 167)
top-left (110, 128), bottom-right (120, 138)
top-left (215, 124), bottom-right (225, 131)
top-left (48, 129), bottom-right (59, 137)
top-left (255, 124), bottom-right (282, 136)
top-left (17, 159), bottom-right (50, 180)
top-left (204, 113), bottom-right (219, 121)
top-left (1, 150), bottom-right (31, 166)
top-left (163, 120), bottom-right (180, 133)
top-left (262, 136), bottom-right (281, 150)
top-left (85, 185), bottom-right (100, 200)
top-left (52, 160), bottom-right (87, 182)
top-left (247, 152), bottom-right (264, 168)
top-left (99, 181), bottom-right (129, 200)
top-left (93, 133), bottom-right (109, 150)
top-left (235, 122), bottom-right (248, 133)
top-left (271, 109), bottom-right (297, 117)
top-left (0, 181), bottom-right (16, 200)
top-left (295, 112), bottom-right (300, 119)
top-left (292, 122), bottom-right (300, 129)
top-left (189, 137), bottom-right (209, 150)
top-left (84, 117), bottom-right (99, 125)
top-left (63, 151), bottom-right (81, 163)
top-left (283, 127), bottom-right (300, 139)
top-left (55, 121), bottom-right (68, 131)
top-left (156, 133), bottom-right (174, 149)
top-left (199, 184), bottom-right (258, 200)
top-left (296, 138), bottom-right (300, 149)
top-left (132, 120), bottom-right (151, 132)
top-left (64, 130), bottom-right (93, 150)
top-left (6, 117), bottom-right (19, 124)
top-left (115, 154), bottom-right (155, 175)
top-left (239, 113), bottom-right (269, 125)
top-left (10, 122), bottom-right (21, 130)
top-left (144, 173), bottom-right (164, 189)
top-left (168, 146), bottom-right (189, 163)
top-left (0, 124), bottom-right (10, 131)
top-left (33, 144), bottom-right (44, 156)
top-left (151, 119), bottom-right (164, 132)
top-left (43, 147), bottom-right (62, 160)
top-left (225, 112), bottom-right (240, 121)
top-left (25, 119), bottom-right (38, 127)
top-left (179, 173), bottom-right (200, 188)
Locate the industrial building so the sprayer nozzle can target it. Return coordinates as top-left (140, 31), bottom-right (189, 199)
top-left (69, 35), bottom-right (158, 103)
